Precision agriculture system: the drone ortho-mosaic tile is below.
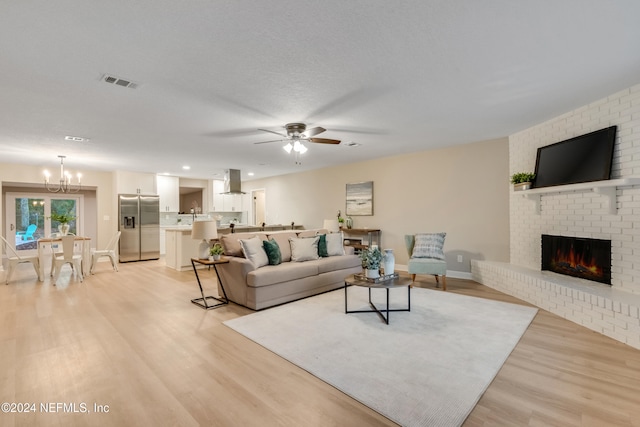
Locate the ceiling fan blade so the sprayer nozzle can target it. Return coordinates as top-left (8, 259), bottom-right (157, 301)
top-left (258, 128), bottom-right (287, 137)
top-left (254, 139), bottom-right (284, 145)
top-left (309, 137), bottom-right (341, 145)
top-left (301, 126), bottom-right (326, 138)
top-left (330, 127), bottom-right (388, 135)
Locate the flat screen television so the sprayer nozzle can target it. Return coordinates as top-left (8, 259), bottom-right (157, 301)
top-left (532, 126), bottom-right (616, 188)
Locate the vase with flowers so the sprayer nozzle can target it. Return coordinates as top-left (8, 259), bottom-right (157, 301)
top-left (49, 212), bottom-right (76, 235)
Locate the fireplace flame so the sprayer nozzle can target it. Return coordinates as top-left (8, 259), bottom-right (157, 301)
top-left (552, 245), bottom-right (603, 278)
top-left (542, 235), bottom-right (611, 285)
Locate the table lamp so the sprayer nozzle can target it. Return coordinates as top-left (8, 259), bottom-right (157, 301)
top-left (323, 219), bottom-right (340, 233)
top-left (191, 220), bottom-right (218, 259)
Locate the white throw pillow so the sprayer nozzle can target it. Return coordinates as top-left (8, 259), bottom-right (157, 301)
top-left (411, 232), bottom-right (446, 260)
top-left (240, 236), bottom-right (269, 268)
top-left (326, 232), bottom-right (345, 256)
top-left (289, 236), bottom-right (320, 262)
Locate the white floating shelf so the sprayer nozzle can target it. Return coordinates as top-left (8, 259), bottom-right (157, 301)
top-left (520, 177), bottom-right (640, 214)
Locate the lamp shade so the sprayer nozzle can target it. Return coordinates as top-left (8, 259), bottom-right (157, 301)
top-left (191, 220), bottom-right (218, 259)
top-left (323, 219), bottom-right (340, 233)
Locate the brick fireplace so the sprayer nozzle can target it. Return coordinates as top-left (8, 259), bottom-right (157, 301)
top-left (541, 234), bottom-right (611, 285)
top-left (472, 82), bottom-right (640, 350)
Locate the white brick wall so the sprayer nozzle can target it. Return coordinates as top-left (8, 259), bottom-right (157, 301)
top-left (475, 83), bottom-right (640, 348)
top-left (472, 261), bottom-right (640, 350)
top-left (509, 82), bottom-right (640, 294)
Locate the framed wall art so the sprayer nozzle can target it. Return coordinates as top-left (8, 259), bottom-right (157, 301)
top-left (346, 181), bottom-right (373, 216)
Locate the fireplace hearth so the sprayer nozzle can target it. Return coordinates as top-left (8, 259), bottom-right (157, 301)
top-left (541, 234), bottom-right (611, 285)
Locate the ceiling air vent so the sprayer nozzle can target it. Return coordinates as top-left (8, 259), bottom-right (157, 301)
top-left (102, 74), bottom-right (138, 89)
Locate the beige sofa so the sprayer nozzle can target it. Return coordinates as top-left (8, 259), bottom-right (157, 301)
top-left (216, 229), bottom-right (362, 310)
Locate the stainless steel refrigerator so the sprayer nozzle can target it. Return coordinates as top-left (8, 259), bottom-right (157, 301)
top-left (119, 194), bottom-right (160, 262)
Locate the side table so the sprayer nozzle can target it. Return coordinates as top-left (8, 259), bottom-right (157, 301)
top-left (191, 257), bottom-right (230, 310)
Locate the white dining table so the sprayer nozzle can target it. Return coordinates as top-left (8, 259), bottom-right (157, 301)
top-left (37, 236), bottom-right (92, 279)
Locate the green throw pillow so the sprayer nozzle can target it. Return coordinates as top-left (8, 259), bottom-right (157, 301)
top-left (317, 234), bottom-right (329, 257)
top-left (263, 238), bottom-right (282, 265)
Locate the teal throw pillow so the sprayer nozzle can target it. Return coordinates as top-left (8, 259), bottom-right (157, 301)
top-left (317, 234), bottom-right (329, 257)
top-left (263, 238), bottom-right (282, 265)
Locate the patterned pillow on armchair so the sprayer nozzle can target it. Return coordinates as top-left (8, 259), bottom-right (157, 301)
top-left (411, 232), bottom-right (446, 260)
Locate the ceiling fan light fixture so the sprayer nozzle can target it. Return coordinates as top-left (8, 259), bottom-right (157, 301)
top-left (283, 142), bottom-right (293, 153)
top-left (298, 143), bottom-right (308, 154)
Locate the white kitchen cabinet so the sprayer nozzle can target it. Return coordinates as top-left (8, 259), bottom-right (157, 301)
top-left (211, 180), bottom-right (248, 212)
top-left (212, 180), bottom-right (225, 211)
top-left (224, 194), bottom-right (242, 211)
top-left (157, 175), bottom-right (180, 212)
top-left (115, 171), bottom-right (156, 195)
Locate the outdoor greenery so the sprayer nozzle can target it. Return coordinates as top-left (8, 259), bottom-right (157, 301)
top-left (14, 197), bottom-right (77, 242)
top-left (510, 172), bottom-right (536, 184)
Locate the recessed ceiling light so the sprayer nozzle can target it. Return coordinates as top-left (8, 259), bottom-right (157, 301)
top-left (65, 135), bottom-right (90, 142)
top-left (247, 172), bottom-right (255, 176)
top-left (182, 165), bottom-right (190, 170)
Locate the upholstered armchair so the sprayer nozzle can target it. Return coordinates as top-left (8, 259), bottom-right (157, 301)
top-left (404, 233), bottom-right (447, 290)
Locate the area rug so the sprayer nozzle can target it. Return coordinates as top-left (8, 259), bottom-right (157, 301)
top-left (224, 287), bottom-right (537, 426)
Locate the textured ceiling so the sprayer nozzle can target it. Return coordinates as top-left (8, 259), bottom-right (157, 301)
top-left (1, 0), bottom-right (640, 181)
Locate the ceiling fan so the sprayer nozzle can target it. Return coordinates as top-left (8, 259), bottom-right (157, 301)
top-left (255, 123), bottom-right (341, 149)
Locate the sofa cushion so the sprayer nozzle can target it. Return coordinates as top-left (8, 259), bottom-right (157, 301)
top-left (317, 234), bottom-right (329, 257)
top-left (262, 238), bottom-right (282, 265)
top-left (240, 236), bottom-right (269, 268)
top-left (316, 254), bottom-right (362, 274)
top-left (326, 232), bottom-right (345, 256)
top-left (220, 232), bottom-right (255, 257)
top-left (247, 261), bottom-right (319, 287)
top-left (220, 232), bottom-right (267, 257)
top-left (290, 236), bottom-right (320, 262)
top-left (297, 229), bottom-right (327, 238)
top-left (411, 232), bottom-right (446, 260)
top-left (265, 231), bottom-right (297, 262)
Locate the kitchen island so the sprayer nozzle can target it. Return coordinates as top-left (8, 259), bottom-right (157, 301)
top-left (164, 227), bottom-right (200, 271)
top-left (164, 224), bottom-right (304, 271)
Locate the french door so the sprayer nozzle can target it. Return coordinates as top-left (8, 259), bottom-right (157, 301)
top-left (5, 193), bottom-right (83, 256)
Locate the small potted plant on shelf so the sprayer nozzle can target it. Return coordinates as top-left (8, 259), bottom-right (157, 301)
top-left (49, 212), bottom-right (76, 235)
top-left (337, 209), bottom-right (345, 229)
top-left (360, 246), bottom-right (383, 279)
top-left (510, 172), bottom-right (536, 191)
top-left (209, 243), bottom-right (224, 261)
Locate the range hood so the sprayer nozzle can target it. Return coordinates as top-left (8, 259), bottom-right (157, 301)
top-left (222, 169), bottom-right (246, 194)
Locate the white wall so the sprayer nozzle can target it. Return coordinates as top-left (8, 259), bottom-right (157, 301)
top-left (243, 137), bottom-right (511, 274)
top-left (1, 163), bottom-right (115, 259)
top-left (2, 138), bottom-right (510, 276)
top-left (509, 83), bottom-right (640, 293)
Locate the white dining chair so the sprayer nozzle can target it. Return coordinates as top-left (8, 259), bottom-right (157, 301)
top-left (52, 235), bottom-right (83, 285)
top-left (48, 232), bottom-right (77, 276)
top-left (1, 235), bottom-right (42, 284)
top-left (90, 231), bottom-right (121, 274)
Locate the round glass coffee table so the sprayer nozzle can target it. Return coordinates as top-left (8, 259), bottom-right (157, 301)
top-left (344, 274), bottom-right (413, 324)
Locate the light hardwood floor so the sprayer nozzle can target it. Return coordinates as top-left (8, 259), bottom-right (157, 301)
top-left (1, 259), bottom-right (639, 426)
